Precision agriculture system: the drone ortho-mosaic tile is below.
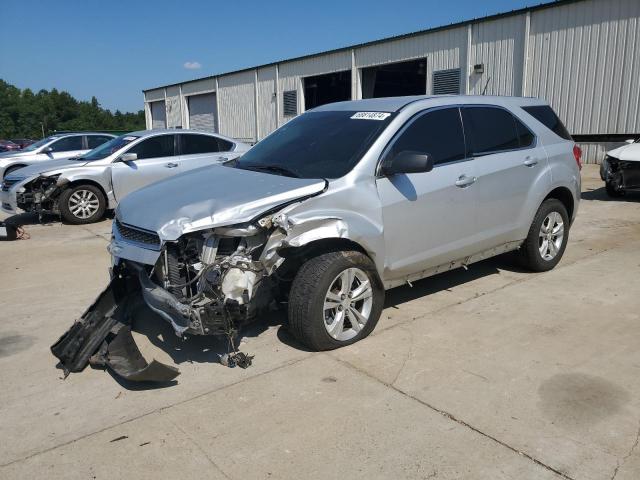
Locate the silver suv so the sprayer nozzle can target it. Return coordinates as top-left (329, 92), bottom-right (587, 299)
top-left (52, 96), bottom-right (581, 381)
top-left (0, 132), bottom-right (115, 179)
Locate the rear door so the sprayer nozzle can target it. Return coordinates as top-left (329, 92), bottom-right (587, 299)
top-left (376, 107), bottom-right (478, 280)
top-left (178, 133), bottom-right (236, 171)
top-left (111, 134), bottom-right (177, 201)
top-left (48, 135), bottom-right (86, 159)
top-left (462, 105), bottom-right (547, 249)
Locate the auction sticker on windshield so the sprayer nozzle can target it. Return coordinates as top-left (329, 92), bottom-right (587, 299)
top-left (351, 112), bottom-right (391, 120)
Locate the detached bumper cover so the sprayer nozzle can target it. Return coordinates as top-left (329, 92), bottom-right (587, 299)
top-left (51, 275), bottom-right (179, 383)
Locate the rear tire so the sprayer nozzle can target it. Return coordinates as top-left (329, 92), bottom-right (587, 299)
top-left (518, 199), bottom-right (569, 272)
top-left (59, 184), bottom-right (106, 224)
top-left (288, 250), bottom-right (384, 351)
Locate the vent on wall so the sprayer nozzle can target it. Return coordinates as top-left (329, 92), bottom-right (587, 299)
top-left (433, 69), bottom-right (461, 95)
top-left (283, 90), bottom-right (298, 116)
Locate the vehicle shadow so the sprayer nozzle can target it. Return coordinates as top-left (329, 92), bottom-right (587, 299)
top-left (581, 186), bottom-right (640, 202)
top-left (117, 253), bottom-right (524, 388)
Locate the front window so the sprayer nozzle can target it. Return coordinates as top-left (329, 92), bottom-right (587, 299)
top-left (79, 135), bottom-right (140, 161)
top-left (235, 111), bottom-right (394, 179)
top-left (50, 136), bottom-right (84, 152)
top-left (22, 136), bottom-right (58, 152)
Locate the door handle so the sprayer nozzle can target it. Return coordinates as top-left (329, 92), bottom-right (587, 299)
top-left (524, 157), bottom-right (538, 167)
top-left (455, 174), bottom-right (477, 188)
top-left (165, 162), bottom-right (178, 168)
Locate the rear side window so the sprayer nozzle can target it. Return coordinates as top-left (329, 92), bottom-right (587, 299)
top-left (50, 136), bottom-right (83, 152)
top-left (217, 138), bottom-right (233, 152)
top-left (522, 105), bottom-right (572, 140)
top-left (462, 107), bottom-right (519, 155)
top-left (181, 134), bottom-right (221, 155)
top-left (386, 107), bottom-right (466, 166)
top-left (87, 135), bottom-right (113, 149)
top-left (514, 117), bottom-right (535, 148)
top-left (126, 135), bottom-right (175, 160)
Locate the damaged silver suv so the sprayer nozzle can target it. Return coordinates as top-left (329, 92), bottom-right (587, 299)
top-left (52, 96), bottom-right (581, 382)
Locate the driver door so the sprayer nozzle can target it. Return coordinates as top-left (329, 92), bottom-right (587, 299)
top-left (111, 134), bottom-right (178, 201)
top-left (376, 107), bottom-right (478, 281)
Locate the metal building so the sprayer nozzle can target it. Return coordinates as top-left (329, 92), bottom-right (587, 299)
top-left (143, 0), bottom-right (640, 163)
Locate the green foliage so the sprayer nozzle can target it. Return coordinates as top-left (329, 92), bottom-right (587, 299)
top-left (0, 79), bottom-right (145, 139)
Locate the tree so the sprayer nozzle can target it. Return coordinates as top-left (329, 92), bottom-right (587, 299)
top-left (0, 79), bottom-right (145, 138)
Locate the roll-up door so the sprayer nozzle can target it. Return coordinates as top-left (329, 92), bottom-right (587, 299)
top-left (188, 93), bottom-right (218, 132)
top-left (150, 101), bottom-right (167, 129)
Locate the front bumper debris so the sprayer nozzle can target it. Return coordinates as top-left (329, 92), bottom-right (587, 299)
top-left (51, 274), bottom-right (180, 383)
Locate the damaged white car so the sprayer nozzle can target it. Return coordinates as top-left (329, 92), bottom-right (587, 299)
top-left (600, 137), bottom-right (640, 197)
top-left (52, 95), bottom-right (581, 382)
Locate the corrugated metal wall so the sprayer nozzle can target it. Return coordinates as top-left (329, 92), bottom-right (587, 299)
top-left (217, 70), bottom-right (256, 143)
top-left (144, 0), bottom-right (640, 148)
top-left (526, 0), bottom-right (640, 135)
top-left (469, 15), bottom-right (525, 96)
top-left (256, 66), bottom-right (277, 140)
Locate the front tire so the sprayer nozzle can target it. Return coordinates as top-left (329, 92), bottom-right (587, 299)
top-left (58, 184), bottom-right (106, 224)
top-left (288, 250), bottom-right (384, 351)
top-left (518, 198), bottom-right (569, 272)
top-left (605, 181), bottom-right (625, 198)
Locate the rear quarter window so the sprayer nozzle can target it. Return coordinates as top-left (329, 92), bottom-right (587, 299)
top-left (522, 105), bottom-right (572, 140)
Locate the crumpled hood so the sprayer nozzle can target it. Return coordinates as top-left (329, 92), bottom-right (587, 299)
top-left (117, 165), bottom-right (327, 241)
top-left (607, 142), bottom-right (640, 162)
top-left (5, 158), bottom-right (90, 179)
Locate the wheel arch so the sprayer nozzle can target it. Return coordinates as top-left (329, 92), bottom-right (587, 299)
top-left (543, 186), bottom-right (574, 221)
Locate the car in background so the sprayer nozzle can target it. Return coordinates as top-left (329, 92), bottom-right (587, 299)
top-left (0, 129), bottom-right (250, 224)
top-left (600, 137), bottom-right (640, 197)
top-left (10, 138), bottom-right (36, 149)
top-left (0, 140), bottom-right (21, 153)
top-left (0, 132), bottom-right (115, 179)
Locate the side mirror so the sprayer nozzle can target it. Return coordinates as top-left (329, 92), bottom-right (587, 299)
top-left (381, 151), bottom-right (434, 176)
top-left (117, 153), bottom-right (138, 163)
top-left (43, 146), bottom-right (53, 154)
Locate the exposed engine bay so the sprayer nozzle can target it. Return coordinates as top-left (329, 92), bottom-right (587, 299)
top-left (15, 175), bottom-right (64, 215)
top-left (51, 199), bottom-right (348, 383)
top-left (601, 155), bottom-right (640, 193)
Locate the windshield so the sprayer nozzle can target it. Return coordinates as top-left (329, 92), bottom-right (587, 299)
top-left (22, 136), bottom-right (57, 152)
top-left (235, 111), bottom-right (394, 179)
top-left (77, 135), bottom-right (139, 161)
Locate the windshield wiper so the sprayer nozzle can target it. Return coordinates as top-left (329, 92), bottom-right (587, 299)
top-left (241, 164), bottom-right (300, 178)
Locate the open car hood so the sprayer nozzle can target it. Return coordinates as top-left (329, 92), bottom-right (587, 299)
top-left (116, 165), bottom-right (327, 241)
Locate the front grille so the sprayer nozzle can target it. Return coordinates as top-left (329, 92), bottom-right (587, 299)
top-left (1, 178), bottom-right (21, 192)
top-left (115, 219), bottom-right (161, 248)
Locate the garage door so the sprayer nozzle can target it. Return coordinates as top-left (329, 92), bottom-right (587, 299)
top-left (188, 93), bottom-right (217, 132)
top-left (150, 101), bottom-right (166, 129)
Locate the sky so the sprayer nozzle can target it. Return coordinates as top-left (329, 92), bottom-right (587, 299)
top-left (0, 0), bottom-right (551, 113)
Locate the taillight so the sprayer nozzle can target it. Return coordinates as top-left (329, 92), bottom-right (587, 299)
top-left (573, 145), bottom-right (582, 170)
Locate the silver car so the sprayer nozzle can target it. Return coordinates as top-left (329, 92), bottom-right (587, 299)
top-left (52, 95), bottom-right (581, 381)
top-left (1, 129), bottom-right (250, 224)
top-left (0, 132), bottom-right (115, 179)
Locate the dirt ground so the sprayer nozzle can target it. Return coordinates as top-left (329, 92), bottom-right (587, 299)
top-left (1, 164), bottom-right (639, 479)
